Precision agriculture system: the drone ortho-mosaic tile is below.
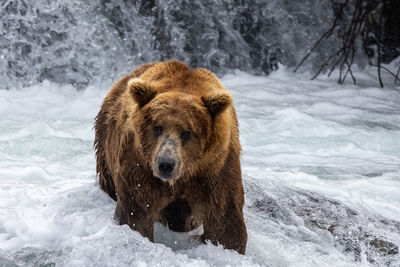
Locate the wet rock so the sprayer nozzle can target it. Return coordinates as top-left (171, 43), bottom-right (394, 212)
top-left (249, 186), bottom-right (400, 265)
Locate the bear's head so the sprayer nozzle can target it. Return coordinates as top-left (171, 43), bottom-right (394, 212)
top-left (128, 78), bottom-right (232, 183)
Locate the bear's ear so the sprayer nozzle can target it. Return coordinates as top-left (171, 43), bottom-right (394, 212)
top-left (128, 78), bottom-right (157, 108)
top-left (201, 93), bottom-right (232, 119)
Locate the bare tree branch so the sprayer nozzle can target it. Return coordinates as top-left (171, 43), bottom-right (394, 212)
top-left (294, 0), bottom-right (398, 87)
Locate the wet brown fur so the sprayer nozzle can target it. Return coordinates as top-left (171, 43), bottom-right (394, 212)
top-left (94, 60), bottom-right (247, 254)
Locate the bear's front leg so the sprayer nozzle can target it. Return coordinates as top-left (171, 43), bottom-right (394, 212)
top-left (115, 200), bottom-right (155, 242)
top-left (202, 204), bottom-right (247, 254)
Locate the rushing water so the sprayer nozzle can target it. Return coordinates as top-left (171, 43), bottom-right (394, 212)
top-left (0, 0), bottom-right (339, 89)
top-left (0, 66), bottom-right (399, 266)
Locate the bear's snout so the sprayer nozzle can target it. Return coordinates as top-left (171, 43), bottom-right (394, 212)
top-left (158, 157), bottom-right (175, 178)
top-left (152, 136), bottom-right (182, 182)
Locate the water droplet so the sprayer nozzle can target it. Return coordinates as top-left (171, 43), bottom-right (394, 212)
top-left (146, 204), bottom-right (149, 207)
top-left (130, 212), bottom-right (133, 215)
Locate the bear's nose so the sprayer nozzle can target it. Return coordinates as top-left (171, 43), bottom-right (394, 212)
top-left (158, 157), bottom-right (175, 177)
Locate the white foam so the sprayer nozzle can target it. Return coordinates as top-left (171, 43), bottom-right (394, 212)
top-left (0, 67), bottom-right (399, 266)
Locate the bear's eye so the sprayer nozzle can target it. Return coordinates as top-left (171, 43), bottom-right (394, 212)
top-left (153, 125), bottom-right (163, 137)
top-left (180, 130), bottom-right (191, 145)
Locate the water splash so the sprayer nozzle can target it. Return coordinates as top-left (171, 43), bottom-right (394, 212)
top-left (1, 0), bottom-right (338, 89)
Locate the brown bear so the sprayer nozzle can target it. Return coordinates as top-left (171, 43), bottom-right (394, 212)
top-left (94, 60), bottom-right (247, 254)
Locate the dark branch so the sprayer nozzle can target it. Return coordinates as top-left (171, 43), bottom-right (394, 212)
top-left (294, 0), bottom-right (397, 87)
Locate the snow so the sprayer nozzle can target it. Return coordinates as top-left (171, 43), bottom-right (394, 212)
top-left (0, 67), bottom-right (399, 266)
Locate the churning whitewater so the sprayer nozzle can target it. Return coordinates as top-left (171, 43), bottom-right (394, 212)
top-left (0, 67), bottom-right (399, 266)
